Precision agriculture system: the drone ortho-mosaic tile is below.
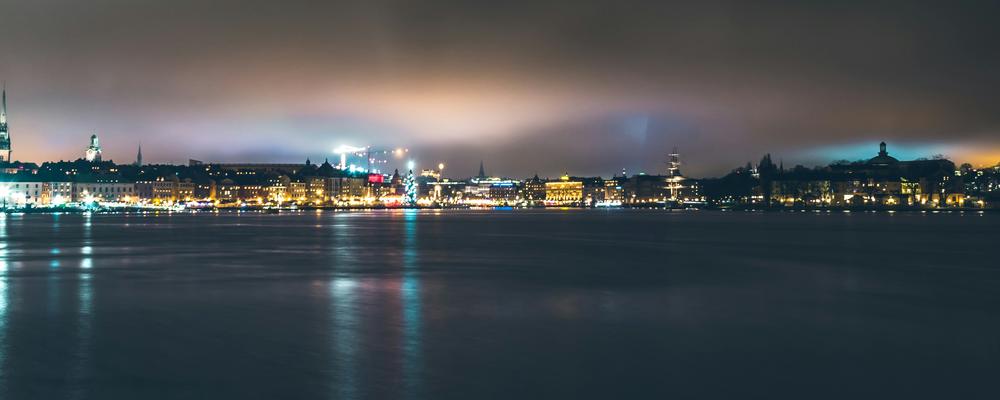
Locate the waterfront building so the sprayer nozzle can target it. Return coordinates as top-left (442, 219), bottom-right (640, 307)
top-left (44, 181), bottom-right (73, 204)
top-left (288, 181), bottom-right (307, 203)
top-left (545, 174), bottom-right (584, 204)
top-left (194, 180), bottom-right (216, 200)
top-left (216, 178), bottom-right (239, 203)
top-left (489, 180), bottom-right (519, 203)
top-left (623, 174), bottom-right (669, 204)
top-left (73, 178), bottom-right (136, 203)
top-left (238, 184), bottom-right (266, 204)
top-left (521, 174), bottom-right (546, 203)
top-left (264, 175), bottom-right (290, 203)
top-left (603, 177), bottom-right (625, 203)
top-left (305, 176), bottom-right (327, 204)
top-left (135, 175), bottom-right (194, 204)
top-left (0, 180), bottom-right (45, 207)
top-left (464, 177), bottom-right (519, 203)
top-left (765, 142), bottom-right (964, 207)
top-left (580, 177), bottom-right (606, 205)
top-left (428, 180), bottom-right (465, 203)
top-left (327, 176), bottom-right (368, 202)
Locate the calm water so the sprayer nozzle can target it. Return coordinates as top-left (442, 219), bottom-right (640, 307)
top-left (0, 210), bottom-right (996, 399)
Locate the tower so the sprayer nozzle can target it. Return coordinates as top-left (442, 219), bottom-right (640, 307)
top-left (135, 143), bottom-right (143, 166)
top-left (666, 147), bottom-right (681, 178)
top-left (0, 83), bottom-right (11, 162)
top-left (85, 133), bottom-right (102, 162)
top-left (665, 147), bottom-right (684, 200)
top-left (478, 160), bottom-right (486, 180)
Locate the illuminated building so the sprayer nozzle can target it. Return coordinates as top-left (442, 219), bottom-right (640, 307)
top-left (85, 133), bottom-right (102, 162)
top-left (44, 182), bottom-right (73, 204)
top-left (764, 142), bottom-right (964, 208)
top-left (326, 176), bottom-right (368, 202)
top-left (216, 179), bottom-right (239, 203)
top-left (488, 180), bottom-right (518, 203)
top-left (194, 180), bottom-right (216, 200)
top-left (265, 175), bottom-right (291, 203)
top-left (288, 181), bottom-right (307, 203)
top-left (73, 179), bottom-right (135, 203)
top-left (238, 184), bottom-right (266, 204)
top-left (580, 177), bottom-right (605, 205)
top-left (521, 174), bottom-right (546, 203)
top-left (603, 177), bottom-right (624, 202)
top-left (305, 176), bottom-right (327, 204)
top-left (135, 175), bottom-right (195, 204)
top-left (428, 180), bottom-right (464, 202)
top-left (545, 174), bottom-right (583, 204)
top-left (0, 180), bottom-right (44, 207)
top-left (464, 177), bottom-right (519, 202)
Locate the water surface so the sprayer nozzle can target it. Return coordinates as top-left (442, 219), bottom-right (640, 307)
top-left (0, 210), bottom-right (996, 399)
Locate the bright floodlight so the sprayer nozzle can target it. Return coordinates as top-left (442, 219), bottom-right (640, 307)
top-left (407, 160), bottom-right (415, 170)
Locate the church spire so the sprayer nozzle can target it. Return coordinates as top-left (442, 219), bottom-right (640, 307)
top-left (135, 143), bottom-right (143, 166)
top-left (478, 160), bottom-right (486, 179)
top-left (1, 81), bottom-right (6, 125)
top-left (0, 82), bottom-right (11, 162)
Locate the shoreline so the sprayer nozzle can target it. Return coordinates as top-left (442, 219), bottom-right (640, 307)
top-left (5, 205), bottom-right (996, 215)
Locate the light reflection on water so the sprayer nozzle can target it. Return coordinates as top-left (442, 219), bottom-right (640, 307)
top-left (401, 209), bottom-right (422, 399)
top-left (48, 214), bottom-right (61, 316)
top-left (70, 213), bottom-right (94, 399)
top-left (329, 215), bottom-right (360, 399)
top-left (0, 214), bottom-right (8, 389)
top-left (0, 210), bottom-right (993, 399)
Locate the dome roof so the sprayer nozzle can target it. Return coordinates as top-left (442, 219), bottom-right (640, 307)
top-left (867, 142), bottom-right (899, 166)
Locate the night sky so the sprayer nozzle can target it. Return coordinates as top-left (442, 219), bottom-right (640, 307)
top-left (1, 0), bottom-right (998, 177)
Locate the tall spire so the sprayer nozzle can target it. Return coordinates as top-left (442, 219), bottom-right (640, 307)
top-left (1, 81), bottom-right (6, 125)
top-left (135, 143), bottom-right (143, 166)
top-left (478, 160), bottom-right (486, 179)
top-left (0, 82), bottom-right (10, 163)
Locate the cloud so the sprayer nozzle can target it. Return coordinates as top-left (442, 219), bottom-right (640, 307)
top-left (1, 0), bottom-right (998, 174)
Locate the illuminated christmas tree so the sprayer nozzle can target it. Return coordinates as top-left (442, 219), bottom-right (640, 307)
top-left (404, 169), bottom-right (417, 206)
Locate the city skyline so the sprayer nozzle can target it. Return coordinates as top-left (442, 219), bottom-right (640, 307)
top-left (1, 1), bottom-right (998, 176)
